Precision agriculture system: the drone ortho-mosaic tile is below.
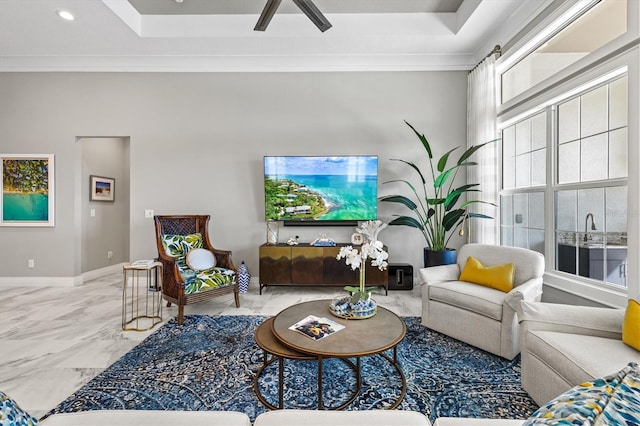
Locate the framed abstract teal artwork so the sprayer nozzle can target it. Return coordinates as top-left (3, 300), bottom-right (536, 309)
top-left (1, 154), bottom-right (55, 227)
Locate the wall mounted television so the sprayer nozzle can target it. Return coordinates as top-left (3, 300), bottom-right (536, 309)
top-left (264, 155), bottom-right (378, 226)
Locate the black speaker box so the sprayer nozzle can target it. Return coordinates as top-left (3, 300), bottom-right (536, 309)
top-left (388, 263), bottom-right (413, 290)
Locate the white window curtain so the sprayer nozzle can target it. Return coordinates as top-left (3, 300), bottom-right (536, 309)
top-left (467, 55), bottom-right (498, 244)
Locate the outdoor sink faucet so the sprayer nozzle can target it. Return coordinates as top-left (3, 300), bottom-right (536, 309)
top-left (584, 213), bottom-right (597, 242)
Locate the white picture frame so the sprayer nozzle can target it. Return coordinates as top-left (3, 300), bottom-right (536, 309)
top-left (0, 153), bottom-right (55, 227)
top-left (90, 175), bottom-right (115, 202)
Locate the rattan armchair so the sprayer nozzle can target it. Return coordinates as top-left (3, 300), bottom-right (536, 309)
top-left (154, 215), bottom-right (240, 325)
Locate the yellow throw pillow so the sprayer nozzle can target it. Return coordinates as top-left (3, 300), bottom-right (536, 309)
top-left (623, 299), bottom-right (640, 350)
top-left (459, 256), bottom-right (515, 293)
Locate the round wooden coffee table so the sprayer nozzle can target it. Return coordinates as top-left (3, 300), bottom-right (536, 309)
top-left (254, 317), bottom-right (358, 410)
top-left (263, 299), bottom-right (407, 410)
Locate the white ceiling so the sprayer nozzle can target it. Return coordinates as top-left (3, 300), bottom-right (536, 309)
top-left (0, 0), bottom-right (551, 72)
top-left (127, 0), bottom-right (466, 15)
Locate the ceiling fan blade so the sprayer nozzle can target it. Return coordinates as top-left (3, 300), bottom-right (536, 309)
top-left (292, 0), bottom-right (332, 32)
top-left (254, 0), bottom-right (283, 31)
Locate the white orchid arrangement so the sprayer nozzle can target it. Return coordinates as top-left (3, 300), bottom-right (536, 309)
top-left (336, 220), bottom-right (389, 302)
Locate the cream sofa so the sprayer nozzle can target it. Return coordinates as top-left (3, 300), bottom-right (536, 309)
top-left (252, 409), bottom-right (525, 426)
top-left (419, 244), bottom-right (544, 359)
top-left (518, 300), bottom-right (640, 406)
top-left (435, 419), bottom-right (524, 425)
top-left (39, 410), bottom-right (251, 425)
top-left (253, 409), bottom-right (431, 425)
top-left (41, 409), bottom-right (526, 426)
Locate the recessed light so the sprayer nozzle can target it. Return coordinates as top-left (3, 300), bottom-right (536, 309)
top-left (56, 10), bottom-right (75, 21)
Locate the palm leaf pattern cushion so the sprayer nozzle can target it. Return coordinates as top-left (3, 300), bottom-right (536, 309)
top-left (184, 268), bottom-right (236, 295)
top-left (161, 233), bottom-right (235, 295)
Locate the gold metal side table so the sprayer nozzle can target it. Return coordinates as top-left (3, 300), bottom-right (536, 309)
top-left (122, 261), bottom-right (163, 331)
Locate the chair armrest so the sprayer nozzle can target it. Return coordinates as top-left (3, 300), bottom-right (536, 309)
top-left (156, 249), bottom-right (175, 263)
top-left (518, 300), bottom-right (625, 339)
top-left (504, 278), bottom-right (543, 311)
top-left (210, 248), bottom-right (237, 271)
top-left (155, 256), bottom-right (184, 298)
top-left (418, 264), bottom-right (460, 286)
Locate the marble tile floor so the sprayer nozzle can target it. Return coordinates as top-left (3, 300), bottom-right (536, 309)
top-left (0, 272), bottom-right (422, 418)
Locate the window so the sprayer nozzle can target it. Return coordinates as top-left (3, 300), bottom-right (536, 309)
top-left (557, 77), bottom-right (628, 184)
top-left (555, 187), bottom-right (627, 286)
top-left (501, 112), bottom-right (546, 255)
top-left (501, 192), bottom-right (545, 255)
top-left (554, 76), bottom-right (628, 288)
top-left (502, 112), bottom-right (547, 190)
top-left (496, 0), bottom-right (635, 307)
top-left (500, 76), bottom-right (628, 288)
top-left (501, 0), bottom-right (627, 103)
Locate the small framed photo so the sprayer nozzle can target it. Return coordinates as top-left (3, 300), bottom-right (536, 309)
top-left (1, 154), bottom-right (55, 227)
top-left (351, 232), bottom-right (363, 245)
top-left (90, 175), bottom-right (115, 202)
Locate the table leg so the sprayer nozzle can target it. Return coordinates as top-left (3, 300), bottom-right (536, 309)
top-left (121, 272), bottom-right (127, 329)
top-left (278, 357), bottom-right (284, 409)
top-left (253, 355), bottom-right (280, 411)
top-left (377, 347), bottom-right (407, 409)
top-left (318, 356), bottom-right (323, 409)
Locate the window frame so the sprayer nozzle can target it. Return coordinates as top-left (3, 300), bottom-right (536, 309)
top-left (497, 46), bottom-right (636, 308)
top-left (497, 0), bottom-right (637, 119)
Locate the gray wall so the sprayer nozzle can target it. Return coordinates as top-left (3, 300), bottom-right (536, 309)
top-left (80, 137), bottom-right (130, 273)
top-left (0, 71), bottom-right (468, 280)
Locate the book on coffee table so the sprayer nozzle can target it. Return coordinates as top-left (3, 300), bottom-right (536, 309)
top-left (289, 315), bottom-right (345, 341)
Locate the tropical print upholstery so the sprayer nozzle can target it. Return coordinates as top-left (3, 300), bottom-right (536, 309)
top-left (524, 362), bottom-right (640, 425)
top-left (161, 233), bottom-right (204, 269)
top-left (161, 233), bottom-right (235, 295)
top-left (0, 390), bottom-right (38, 426)
top-left (185, 268), bottom-right (236, 295)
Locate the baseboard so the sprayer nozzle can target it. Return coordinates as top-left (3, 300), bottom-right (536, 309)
top-left (82, 263), bottom-right (124, 282)
top-left (0, 263), bottom-right (124, 288)
top-left (0, 275), bottom-right (82, 287)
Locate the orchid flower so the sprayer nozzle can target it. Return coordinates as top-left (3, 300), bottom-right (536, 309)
top-left (336, 220), bottom-right (388, 300)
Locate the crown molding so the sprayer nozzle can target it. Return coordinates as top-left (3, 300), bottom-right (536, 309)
top-left (0, 54), bottom-right (475, 73)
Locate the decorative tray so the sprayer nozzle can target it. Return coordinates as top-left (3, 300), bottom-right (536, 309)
top-left (329, 297), bottom-right (377, 320)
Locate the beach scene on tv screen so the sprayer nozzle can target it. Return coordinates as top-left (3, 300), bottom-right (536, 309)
top-left (264, 156), bottom-right (377, 222)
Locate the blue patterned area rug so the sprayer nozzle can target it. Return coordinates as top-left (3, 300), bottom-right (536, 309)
top-left (46, 315), bottom-right (537, 423)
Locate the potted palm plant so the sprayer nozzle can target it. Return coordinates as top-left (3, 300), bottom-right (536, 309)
top-left (380, 121), bottom-right (496, 267)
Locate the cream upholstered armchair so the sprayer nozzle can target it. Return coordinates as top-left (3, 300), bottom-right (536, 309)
top-left (517, 300), bottom-right (638, 406)
top-left (419, 244), bottom-right (544, 359)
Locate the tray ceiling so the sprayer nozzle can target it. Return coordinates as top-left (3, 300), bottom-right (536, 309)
top-left (0, 0), bottom-right (551, 72)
